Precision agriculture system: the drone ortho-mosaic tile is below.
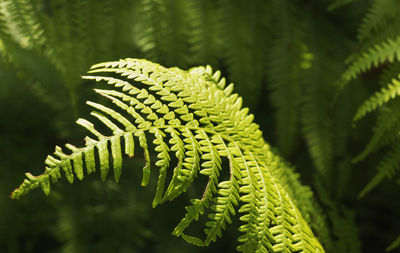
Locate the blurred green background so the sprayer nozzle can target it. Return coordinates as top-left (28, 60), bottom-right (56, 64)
top-left (1, 0), bottom-right (400, 252)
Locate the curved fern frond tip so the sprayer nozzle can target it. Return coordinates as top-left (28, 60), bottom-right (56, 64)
top-left (10, 58), bottom-right (324, 252)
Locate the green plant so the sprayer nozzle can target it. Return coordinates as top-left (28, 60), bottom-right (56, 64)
top-left (11, 58), bottom-right (324, 252)
top-left (3, 0), bottom-right (400, 252)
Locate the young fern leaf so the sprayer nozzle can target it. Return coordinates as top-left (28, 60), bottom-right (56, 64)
top-left (10, 58), bottom-right (324, 252)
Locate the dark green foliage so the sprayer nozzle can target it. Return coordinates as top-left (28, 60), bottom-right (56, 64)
top-left (344, 0), bottom-right (400, 199)
top-left (2, 0), bottom-right (400, 252)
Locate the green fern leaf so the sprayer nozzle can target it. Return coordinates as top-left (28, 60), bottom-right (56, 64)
top-left (10, 58), bottom-right (324, 252)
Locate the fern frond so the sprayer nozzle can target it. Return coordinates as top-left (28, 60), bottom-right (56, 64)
top-left (134, 0), bottom-right (191, 66)
top-left (357, 0), bottom-right (400, 41)
top-left (0, 4), bottom-right (10, 40)
top-left (359, 142), bottom-right (400, 197)
top-left (11, 58), bottom-right (324, 252)
top-left (88, 0), bottom-right (115, 60)
top-left (301, 92), bottom-right (333, 180)
top-left (314, 179), bottom-right (362, 252)
top-left (300, 32), bottom-right (338, 181)
top-left (266, 0), bottom-right (307, 157)
top-left (70, 0), bottom-right (92, 70)
top-left (331, 83), bottom-right (365, 199)
top-left (329, 208), bottom-right (362, 253)
top-left (186, 0), bottom-right (220, 66)
top-left (342, 36), bottom-right (400, 85)
top-left (353, 100), bottom-right (400, 162)
top-left (217, 0), bottom-right (269, 108)
top-left (353, 74), bottom-right (400, 122)
top-left (1, 0), bottom-right (46, 48)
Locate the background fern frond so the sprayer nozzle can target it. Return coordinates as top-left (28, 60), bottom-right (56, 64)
top-left (1, 0), bottom-right (46, 49)
top-left (345, 0), bottom-right (400, 203)
top-left (217, 0), bottom-right (269, 109)
top-left (134, 0), bottom-right (192, 67)
top-left (300, 30), bottom-right (334, 183)
top-left (266, 0), bottom-right (307, 158)
top-left (342, 36), bottom-right (400, 84)
top-left (359, 143), bottom-right (400, 197)
top-left (185, 0), bottom-right (220, 67)
top-left (353, 73), bottom-right (400, 122)
top-left (353, 105), bottom-right (400, 163)
top-left (357, 0), bottom-right (400, 42)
